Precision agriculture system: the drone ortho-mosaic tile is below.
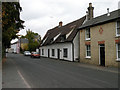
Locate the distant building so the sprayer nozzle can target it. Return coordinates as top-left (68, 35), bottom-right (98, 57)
top-left (19, 38), bottom-right (29, 51)
top-left (34, 35), bottom-right (41, 43)
top-left (10, 41), bottom-right (20, 53)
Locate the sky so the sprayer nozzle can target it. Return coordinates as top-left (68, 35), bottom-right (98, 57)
top-left (12, 0), bottom-right (119, 43)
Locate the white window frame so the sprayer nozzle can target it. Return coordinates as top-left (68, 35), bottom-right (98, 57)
top-left (86, 45), bottom-right (91, 58)
top-left (116, 44), bottom-right (120, 61)
top-left (85, 28), bottom-right (91, 40)
top-left (116, 21), bottom-right (120, 37)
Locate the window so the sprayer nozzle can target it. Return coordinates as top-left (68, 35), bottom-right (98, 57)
top-left (116, 22), bottom-right (120, 36)
top-left (86, 45), bottom-right (91, 58)
top-left (60, 35), bottom-right (66, 42)
top-left (116, 44), bottom-right (120, 61)
top-left (52, 49), bottom-right (55, 56)
top-left (42, 49), bottom-right (44, 55)
top-left (63, 48), bottom-right (68, 58)
top-left (85, 28), bottom-right (90, 40)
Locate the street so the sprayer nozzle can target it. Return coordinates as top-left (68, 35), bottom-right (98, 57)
top-left (2, 53), bottom-right (118, 88)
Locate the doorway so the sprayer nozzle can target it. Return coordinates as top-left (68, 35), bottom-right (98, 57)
top-left (99, 44), bottom-right (105, 66)
top-left (57, 49), bottom-right (60, 59)
top-left (48, 49), bottom-right (50, 58)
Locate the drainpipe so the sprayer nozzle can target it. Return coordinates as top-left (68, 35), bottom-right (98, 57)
top-left (78, 32), bottom-right (80, 62)
top-left (72, 42), bottom-right (74, 62)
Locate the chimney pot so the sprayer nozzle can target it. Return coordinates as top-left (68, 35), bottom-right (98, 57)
top-left (107, 8), bottom-right (110, 16)
top-left (86, 11), bottom-right (89, 21)
top-left (59, 21), bottom-right (63, 27)
top-left (89, 3), bottom-right (92, 7)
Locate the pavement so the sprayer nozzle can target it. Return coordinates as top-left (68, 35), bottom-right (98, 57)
top-left (2, 53), bottom-right (119, 88)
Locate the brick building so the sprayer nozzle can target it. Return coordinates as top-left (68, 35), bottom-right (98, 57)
top-left (78, 3), bottom-right (120, 67)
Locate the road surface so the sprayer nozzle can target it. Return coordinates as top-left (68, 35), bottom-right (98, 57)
top-left (2, 53), bottom-right (118, 88)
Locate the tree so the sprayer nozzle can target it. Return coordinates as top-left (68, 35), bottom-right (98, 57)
top-left (21, 29), bottom-right (41, 52)
top-left (2, 2), bottom-right (24, 57)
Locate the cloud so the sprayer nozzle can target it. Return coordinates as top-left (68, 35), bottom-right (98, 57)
top-left (19, 0), bottom-right (119, 39)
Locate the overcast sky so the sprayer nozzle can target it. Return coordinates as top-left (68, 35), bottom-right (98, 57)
top-left (12, 0), bottom-right (120, 43)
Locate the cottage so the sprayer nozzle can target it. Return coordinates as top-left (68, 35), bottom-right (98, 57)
top-left (78, 3), bottom-right (120, 67)
top-left (40, 17), bottom-right (86, 61)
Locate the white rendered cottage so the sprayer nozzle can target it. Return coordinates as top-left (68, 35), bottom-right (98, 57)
top-left (40, 16), bottom-right (85, 61)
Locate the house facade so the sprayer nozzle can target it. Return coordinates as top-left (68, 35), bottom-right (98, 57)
top-left (40, 17), bottom-right (86, 61)
top-left (10, 41), bottom-right (20, 53)
top-left (78, 3), bottom-right (120, 67)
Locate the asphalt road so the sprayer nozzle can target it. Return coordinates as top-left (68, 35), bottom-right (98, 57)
top-left (2, 53), bottom-right (118, 88)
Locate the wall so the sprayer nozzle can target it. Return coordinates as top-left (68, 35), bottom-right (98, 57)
top-left (40, 43), bottom-right (73, 61)
top-left (80, 21), bottom-right (119, 67)
top-left (11, 44), bottom-right (17, 53)
top-left (73, 32), bottom-right (80, 61)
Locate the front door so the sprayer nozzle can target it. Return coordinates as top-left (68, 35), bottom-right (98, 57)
top-left (48, 49), bottom-right (50, 58)
top-left (99, 44), bottom-right (105, 66)
top-left (57, 49), bottom-right (60, 59)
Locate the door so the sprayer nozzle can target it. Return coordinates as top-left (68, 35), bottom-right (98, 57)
top-left (99, 44), bottom-right (105, 66)
top-left (57, 49), bottom-right (60, 59)
top-left (48, 49), bottom-right (50, 58)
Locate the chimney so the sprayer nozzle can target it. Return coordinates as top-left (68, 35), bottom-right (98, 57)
top-left (88, 3), bottom-right (94, 20)
top-left (107, 8), bottom-right (110, 16)
top-left (86, 11), bottom-right (89, 21)
top-left (59, 21), bottom-right (63, 27)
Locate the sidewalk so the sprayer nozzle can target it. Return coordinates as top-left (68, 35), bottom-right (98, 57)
top-left (2, 57), bottom-right (27, 88)
top-left (77, 62), bottom-right (119, 74)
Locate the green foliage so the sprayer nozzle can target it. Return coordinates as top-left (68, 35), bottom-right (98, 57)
top-left (28, 41), bottom-right (39, 52)
top-left (2, 2), bottom-right (24, 57)
top-left (21, 29), bottom-right (41, 52)
top-left (25, 29), bottom-right (34, 43)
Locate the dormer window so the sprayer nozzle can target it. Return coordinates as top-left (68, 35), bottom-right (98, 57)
top-left (50, 38), bottom-right (54, 43)
top-left (85, 28), bottom-right (91, 40)
top-left (60, 35), bottom-right (66, 42)
top-left (116, 21), bottom-right (120, 36)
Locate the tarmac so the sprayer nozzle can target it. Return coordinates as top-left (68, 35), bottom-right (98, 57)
top-left (0, 62), bottom-right (2, 90)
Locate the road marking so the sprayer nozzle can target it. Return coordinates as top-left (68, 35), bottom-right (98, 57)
top-left (17, 70), bottom-right (31, 88)
top-left (11, 60), bottom-right (32, 88)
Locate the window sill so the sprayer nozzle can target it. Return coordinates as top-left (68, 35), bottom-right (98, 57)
top-left (85, 38), bottom-right (91, 41)
top-left (116, 59), bottom-right (120, 62)
top-left (115, 35), bottom-right (120, 38)
top-left (85, 56), bottom-right (91, 59)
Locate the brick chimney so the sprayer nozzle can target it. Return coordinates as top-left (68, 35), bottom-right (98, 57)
top-left (88, 3), bottom-right (94, 20)
top-left (59, 21), bottom-right (63, 27)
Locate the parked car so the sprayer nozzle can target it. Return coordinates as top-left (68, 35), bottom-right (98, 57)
top-left (31, 52), bottom-right (40, 58)
top-left (24, 51), bottom-right (31, 56)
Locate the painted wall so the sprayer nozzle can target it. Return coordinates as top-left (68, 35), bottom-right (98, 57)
top-left (40, 43), bottom-right (73, 61)
top-left (11, 44), bottom-right (17, 53)
top-left (80, 21), bottom-right (120, 67)
top-left (73, 32), bottom-right (80, 61)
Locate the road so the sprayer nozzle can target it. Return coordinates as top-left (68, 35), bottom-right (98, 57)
top-left (2, 53), bottom-right (118, 88)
